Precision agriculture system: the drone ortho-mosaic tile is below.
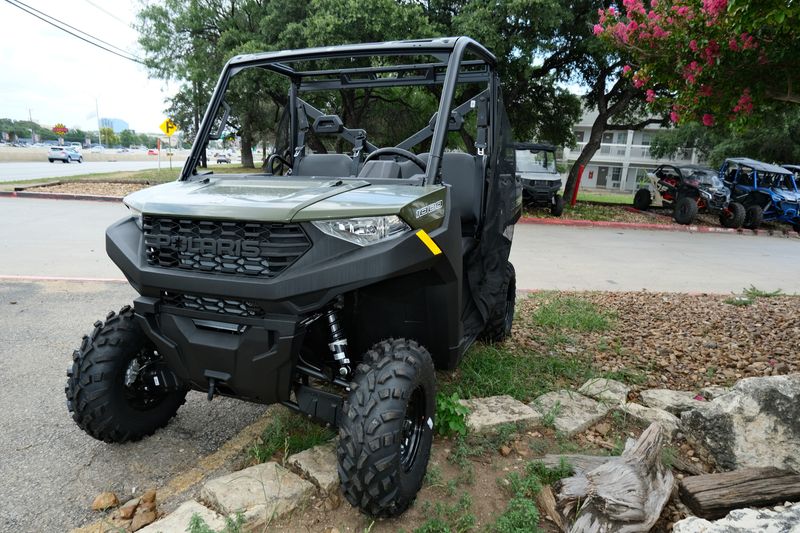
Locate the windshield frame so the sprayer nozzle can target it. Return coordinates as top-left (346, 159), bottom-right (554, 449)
top-left (181, 37), bottom-right (497, 186)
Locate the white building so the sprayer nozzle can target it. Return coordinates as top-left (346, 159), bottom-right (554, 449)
top-left (563, 110), bottom-right (702, 192)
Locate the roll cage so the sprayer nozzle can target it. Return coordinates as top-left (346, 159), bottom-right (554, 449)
top-left (181, 37), bottom-right (498, 186)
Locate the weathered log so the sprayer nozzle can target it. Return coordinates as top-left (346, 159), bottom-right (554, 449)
top-left (539, 454), bottom-right (615, 474)
top-left (536, 485), bottom-right (564, 530)
top-left (679, 467), bottom-right (800, 519)
top-left (556, 422), bottom-right (673, 533)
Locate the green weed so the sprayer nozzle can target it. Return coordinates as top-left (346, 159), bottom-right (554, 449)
top-left (188, 512), bottom-right (245, 533)
top-left (248, 409), bottom-right (334, 465)
top-left (435, 392), bottom-right (470, 437)
top-left (530, 294), bottom-right (613, 332)
top-left (414, 493), bottom-right (476, 533)
top-left (492, 497), bottom-right (541, 533)
top-left (743, 286), bottom-right (783, 298)
top-left (724, 296), bottom-right (753, 307)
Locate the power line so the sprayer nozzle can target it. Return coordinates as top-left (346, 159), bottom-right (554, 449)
top-left (81, 0), bottom-right (130, 27)
top-left (9, 0), bottom-right (137, 57)
top-left (3, 0), bottom-right (143, 64)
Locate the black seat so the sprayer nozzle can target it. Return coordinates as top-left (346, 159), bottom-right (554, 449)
top-left (420, 152), bottom-right (483, 235)
top-left (293, 153), bottom-right (352, 177)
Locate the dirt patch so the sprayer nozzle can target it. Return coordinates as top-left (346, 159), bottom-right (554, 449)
top-left (30, 181), bottom-right (151, 197)
top-left (515, 291), bottom-right (799, 393)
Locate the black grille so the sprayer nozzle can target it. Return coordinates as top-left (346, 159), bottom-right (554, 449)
top-left (161, 291), bottom-right (265, 318)
top-left (143, 216), bottom-right (310, 277)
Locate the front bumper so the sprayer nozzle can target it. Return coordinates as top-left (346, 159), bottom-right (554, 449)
top-left (107, 214), bottom-right (457, 403)
top-left (521, 179), bottom-right (561, 204)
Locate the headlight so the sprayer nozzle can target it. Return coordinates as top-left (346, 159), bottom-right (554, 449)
top-left (125, 202), bottom-right (143, 229)
top-left (699, 190), bottom-right (712, 200)
top-left (312, 215), bottom-right (410, 246)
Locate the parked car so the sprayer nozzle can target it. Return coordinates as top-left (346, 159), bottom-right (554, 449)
top-left (90, 145), bottom-right (105, 153)
top-left (721, 158), bottom-right (800, 230)
top-left (48, 146), bottom-right (82, 163)
top-left (634, 163), bottom-right (744, 227)
top-left (215, 153), bottom-right (232, 164)
top-left (147, 148), bottom-right (158, 155)
top-left (68, 142), bottom-right (83, 152)
top-left (514, 142), bottom-right (563, 216)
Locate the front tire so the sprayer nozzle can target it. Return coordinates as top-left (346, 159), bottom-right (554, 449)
top-left (338, 339), bottom-right (436, 517)
top-left (674, 196), bottom-right (698, 224)
top-left (550, 194), bottom-right (564, 216)
top-left (744, 205), bottom-right (763, 229)
top-left (633, 189), bottom-right (652, 210)
top-left (65, 306), bottom-right (187, 443)
top-left (479, 261), bottom-right (516, 343)
top-left (719, 202), bottom-right (745, 228)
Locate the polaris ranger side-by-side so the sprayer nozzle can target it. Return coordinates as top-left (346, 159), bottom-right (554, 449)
top-left (66, 37), bottom-right (522, 517)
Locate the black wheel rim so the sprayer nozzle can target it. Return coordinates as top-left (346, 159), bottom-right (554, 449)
top-left (400, 386), bottom-right (426, 472)
top-left (123, 349), bottom-right (169, 410)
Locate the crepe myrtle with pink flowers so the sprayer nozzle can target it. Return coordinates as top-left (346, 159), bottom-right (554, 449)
top-left (595, 1), bottom-right (800, 127)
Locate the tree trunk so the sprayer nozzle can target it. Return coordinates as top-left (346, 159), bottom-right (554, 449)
top-left (563, 114), bottom-right (606, 200)
top-left (240, 122), bottom-right (254, 168)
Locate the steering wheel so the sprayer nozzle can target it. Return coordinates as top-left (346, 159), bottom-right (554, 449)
top-left (264, 152), bottom-right (292, 175)
top-left (364, 147), bottom-right (427, 172)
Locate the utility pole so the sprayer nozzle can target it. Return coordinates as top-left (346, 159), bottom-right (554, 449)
top-left (95, 98), bottom-right (102, 146)
top-left (28, 108), bottom-right (35, 143)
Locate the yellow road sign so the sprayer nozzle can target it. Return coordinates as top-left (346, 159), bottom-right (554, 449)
top-left (160, 118), bottom-right (178, 137)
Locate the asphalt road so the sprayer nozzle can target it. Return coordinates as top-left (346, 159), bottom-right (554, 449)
top-left (0, 161), bottom-right (173, 182)
top-left (0, 281), bottom-right (268, 532)
top-left (1, 196), bottom-right (798, 293)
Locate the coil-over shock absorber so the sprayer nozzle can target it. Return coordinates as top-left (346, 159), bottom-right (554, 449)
top-left (325, 296), bottom-right (350, 377)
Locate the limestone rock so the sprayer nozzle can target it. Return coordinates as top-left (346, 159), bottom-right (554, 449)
top-left (578, 378), bottom-right (630, 405)
top-left (138, 501), bottom-right (226, 533)
top-left (130, 510), bottom-right (157, 531)
top-left (140, 489), bottom-right (156, 504)
top-left (621, 403), bottom-right (680, 439)
top-left (200, 462), bottom-right (314, 527)
top-left (673, 501), bottom-right (800, 533)
top-left (640, 389), bottom-right (701, 414)
top-left (681, 374), bottom-right (800, 471)
top-left (529, 390), bottom-right (611, 436)
top-left (700, 385), bottom-right (730, 401)
top-left (459, 395), bottom-right (541, 433)
top-left (287, 441), bottom-right (338, 493)
top-left (91, 492), bottom-right (119, 511)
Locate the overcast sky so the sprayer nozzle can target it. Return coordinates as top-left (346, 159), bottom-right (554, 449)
top-left (0, 0), bottom-right (176, 134)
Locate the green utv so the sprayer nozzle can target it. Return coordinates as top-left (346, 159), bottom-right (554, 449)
top-left (66, 37), bottom-right (522, 517)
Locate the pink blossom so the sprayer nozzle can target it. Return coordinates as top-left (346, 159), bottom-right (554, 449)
top-left (699, 84), bottom-right (713, 97)
top-left (728, 38), bottom-right (739, 51)
top-left (646, 89), bottom-right (656, 103)
top-left (652, 25), bottom-right (669, 39)
top-left (623, 65), bottom-right (632, 74)
top-left (702, 40), bottom-right (721, 65)
top-left (647, 10), bottom-right (660, 20)
top-left (689, 39), bottom-right (698, 52)
top-left (702, 113), bottom-right (715, 127)
top-left (702, 0), bottom-right (728, 18)
top-left (670, 110), bottom-right (680, 123)
top-left (682, 61), bottom-right (702, 85)
top-left (593, 24), bottom-right (604, 35)
top-left (733, 88), bottom-right (753, 115)
top-left (650, 0), bottom-right (658, 7)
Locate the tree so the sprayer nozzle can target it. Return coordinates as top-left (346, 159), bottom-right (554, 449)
top-left (119, 129), bottom-right (137, 147)
top-left (100, 127), bottom-right (118, 146)
top-left (596, 1), bottom-right (800, 126)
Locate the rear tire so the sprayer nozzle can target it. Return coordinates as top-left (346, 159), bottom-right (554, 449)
top-left (550, 194), bottom-right (564, 217)
top-left (674, 196), bottom-right (698, 224)
top-left (78, 157), bottom-right (82, 163)
top-left (719, 202), bottom-right (745, 228)
top-left (479, 261), bottom-right (516, 343)
top-left (48, 159), bottom-right (54, 163)
top-left (744, 205), bottom-right (763, 229)
top-left (65, 306), bottom-right (187, 443)
top-left (633, 189), bottom-right (651, 211)
top-left (338, 339), bottom-right (435, 517)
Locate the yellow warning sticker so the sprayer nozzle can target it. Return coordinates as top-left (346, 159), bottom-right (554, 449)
top-left (415, 229), bottom-right (442, 255)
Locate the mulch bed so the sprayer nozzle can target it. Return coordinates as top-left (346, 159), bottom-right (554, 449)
top-left (514, 291), bottom-right (799, 393)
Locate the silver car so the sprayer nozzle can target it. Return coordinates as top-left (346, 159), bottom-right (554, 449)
top-left (48, 146), bottom-right (83, 163)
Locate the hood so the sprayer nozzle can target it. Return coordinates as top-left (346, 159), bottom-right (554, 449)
top-left (773, 189), bottom-right (800, 203)
top-left (123, 175), bottom-right (444, 223)
top-left (518, 170), bottom-right (561, 182)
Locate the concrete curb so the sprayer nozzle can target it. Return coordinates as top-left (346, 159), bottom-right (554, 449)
top-left (0, 190), bottom-right (122, 203)
top-left (517, 216), bottom-right (797, 237)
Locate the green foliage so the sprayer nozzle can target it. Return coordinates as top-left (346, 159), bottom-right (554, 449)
top-left (435, 392), bottom-right (470, 437)
top-left (248, 409), bottom-right (334, 464)
top-left (414, 492), bottom-right (476, 533)
top-left (539, 401), bottom-right (561, 429)
top-left (724, 296), bottom-right (753, 307)
top-left (439, 343), bottom-right (595, 402)
top-left (492, 497), bottom-right (541, 533)
top-left (188, 511), bottom-right (245, 533)
top-left (531, 294), bottom-right (613, 332)
top-left (743, 286), bottom-right (783, 298)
